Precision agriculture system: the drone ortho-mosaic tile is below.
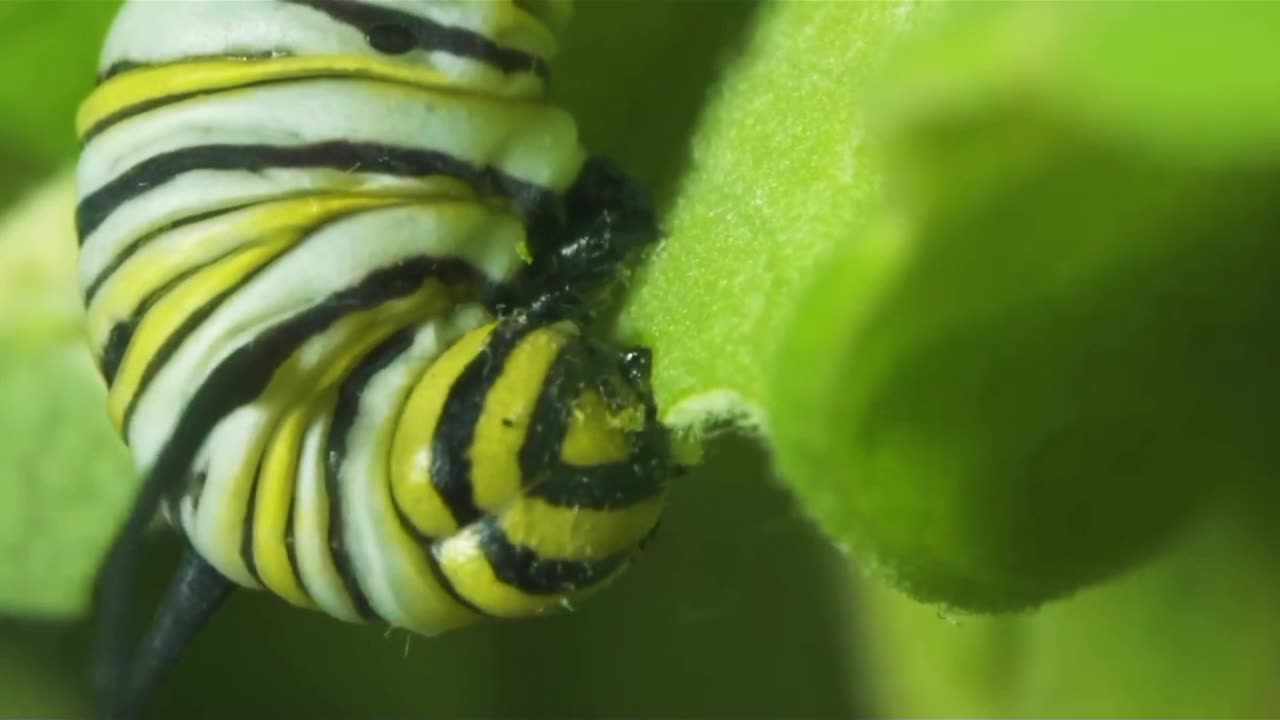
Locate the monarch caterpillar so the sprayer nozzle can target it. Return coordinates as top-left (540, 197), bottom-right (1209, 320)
top-left (75, 1), bottom-right (668, 717)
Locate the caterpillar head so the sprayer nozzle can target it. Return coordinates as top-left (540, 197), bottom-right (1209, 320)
top-left (387, 316), bottom-right (667, 626)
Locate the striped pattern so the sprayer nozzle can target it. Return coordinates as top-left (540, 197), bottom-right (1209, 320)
top-left (76, 0), bottom-right (665, 637)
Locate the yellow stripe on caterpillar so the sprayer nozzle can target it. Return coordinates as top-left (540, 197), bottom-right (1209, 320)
top-left (469, 321), bottom-right (575, 510)
top-left (78, 54), bottom-right (544, 139)
top-left (389, 322), bottom-right (497, 538)
top-left (498, 495), bottom-right (664, 562)
top-left (88, 193), bottom-right (418, 357)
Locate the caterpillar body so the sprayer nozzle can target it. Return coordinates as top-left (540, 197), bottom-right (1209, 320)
top-left (75, 1), bottom-right (667, 716)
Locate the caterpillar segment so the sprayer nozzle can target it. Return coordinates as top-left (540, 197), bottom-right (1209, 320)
top-left (75, 1), bottom-right (665, 717)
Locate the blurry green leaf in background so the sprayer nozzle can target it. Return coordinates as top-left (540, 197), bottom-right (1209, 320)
top-left (1, 1), bottom-right (1278, 718)
top-left (0, 173), bottom-right (136, 618)
top-left (857, 507), bottom-right (1280, 718)
top-left (0, 2), bottom-right (116, 204)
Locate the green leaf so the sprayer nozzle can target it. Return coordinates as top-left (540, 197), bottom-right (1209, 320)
top-left (0, 1), bottom-right (117, 204)
top-left (853, 505), bottom-right (1280, 717)
top-left (0, 174), bottom-right (135, 617)
top-left (616, 1), bottom-right (920, 429)
top-left (879, 2), bottom-right (1280, 166)
top-left (618, 0), bottom-right (1280, 610)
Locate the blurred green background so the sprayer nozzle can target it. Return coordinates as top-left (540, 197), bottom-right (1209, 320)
top-left (2, 2), bottom-right (1278, 718)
